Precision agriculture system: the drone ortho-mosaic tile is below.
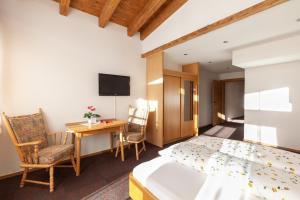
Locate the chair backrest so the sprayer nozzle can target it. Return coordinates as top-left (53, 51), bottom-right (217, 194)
top-left (2, 109), bottom-right (48, 162)
top-left (128, 105), bottom-right (149, 132)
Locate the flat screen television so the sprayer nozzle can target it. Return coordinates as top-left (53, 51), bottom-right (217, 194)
top-left (99, 73), bottom-right (130, 96)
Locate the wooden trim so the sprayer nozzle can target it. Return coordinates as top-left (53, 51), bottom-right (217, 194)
top-left (129, 173), bottom-right (158, 200)
top-left (128, 0), bottom-right (167, 37)
top-left (59, 0), bottom-right (71, 16)
top-left (221, 78), bottom-right (245, 83)
top-left (98, 0), bottom-right (121, 28)
top-left (163, 69), bottom-right (197, 80)
top-left (140, 0), bottom-right (187, 40)
top-left (141, 0), bottom-right (288, 58)
top-left (0, 170), bottom-right (29, 181)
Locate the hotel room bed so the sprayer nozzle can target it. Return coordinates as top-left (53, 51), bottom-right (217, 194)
top-left (129, 136), bottom-right (300, 200)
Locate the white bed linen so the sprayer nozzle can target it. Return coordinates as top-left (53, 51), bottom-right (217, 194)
top-left (133, 156), bottom-right (263, 200)
top-left (133, 156), bottom-right (207, 200)
top-left (158, 136), bottom-right (300, 200)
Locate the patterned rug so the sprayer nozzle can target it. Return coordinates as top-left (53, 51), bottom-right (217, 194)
top-left (82, 174), bottom-right (130, 200)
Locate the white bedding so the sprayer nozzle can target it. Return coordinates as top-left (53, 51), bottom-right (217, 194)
top-left (133, 157), bottom-right (207, 200)
top-left (133, 156), bottom-right (264, 200)
top-left (158, 136), bottom-right (300, 200)
top-left (133, 135), bottom-right (300, 200)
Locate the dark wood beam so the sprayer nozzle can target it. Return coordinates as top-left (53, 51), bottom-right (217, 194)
top-left (140, 0), bottom-right (187, 40)
top-left (59, 0), bottom-right (71, 16)
top-left (142, 0), bottom-right (288, 58)
top-left (99, 0), bottom-right (122, 28)
top-left (127, 0), bottom-right (168, 37)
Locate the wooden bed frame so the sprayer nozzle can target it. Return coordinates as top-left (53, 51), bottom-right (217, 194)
top-left (129, 173), bottom-right (157, 200)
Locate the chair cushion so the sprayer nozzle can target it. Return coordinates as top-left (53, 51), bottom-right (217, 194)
top-left (126, 132), bottom-right (144, 142)
top-left (128, 123), bottom-right (141, 132)
top-left (38, 144), bottom-right (74, 164)
top-left (8, 113), bottom-right (48, 148)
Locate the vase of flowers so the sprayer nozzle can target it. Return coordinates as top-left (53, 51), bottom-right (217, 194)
top-left (84, 106), bottom-right (101, 125)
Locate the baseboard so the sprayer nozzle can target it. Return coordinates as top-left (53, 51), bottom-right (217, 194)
top-left (198, 124), bottom-right (212, 128)
top-left (244, 139), bottom-right (300, 154)
top-left (0, 171), bottom-right (24, 181)
top-left (0, 145), bottom-right (126, 181)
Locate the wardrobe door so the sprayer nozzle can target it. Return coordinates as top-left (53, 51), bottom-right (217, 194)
top-left (164, 75), bottom-right (181, 143)
top-left (181, 78), bottom-right (197, 137)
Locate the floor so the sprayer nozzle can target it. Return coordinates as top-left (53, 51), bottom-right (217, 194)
top-left (0, 143), bottom-right (161, 200)
top-left (0, 122), bottom-right (244, 200)
top-left (199, 120), bottom-right (244, 141)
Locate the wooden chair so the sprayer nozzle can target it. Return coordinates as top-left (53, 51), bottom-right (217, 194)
top-left (1, 108), bottom-right (76, 192)
top-left (115, 105), bottom-right (149, 160)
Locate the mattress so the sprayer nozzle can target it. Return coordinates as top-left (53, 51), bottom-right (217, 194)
top-left (132, 156), bottom-right (264, 200)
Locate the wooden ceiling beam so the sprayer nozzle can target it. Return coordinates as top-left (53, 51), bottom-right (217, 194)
top-left (127, 0), bottom-right (168, 37)
top-left (99, 0), bottom-right (122, 28)
top-left (140, 0), bottom-right (187, 40)
top-left (59, 0), bottom-right (71, 16)
top-left (141, 0), bottom-right (288, 58)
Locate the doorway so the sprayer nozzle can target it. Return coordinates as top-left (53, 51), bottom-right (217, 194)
top-left (212, 78), bottom-right (245, 140)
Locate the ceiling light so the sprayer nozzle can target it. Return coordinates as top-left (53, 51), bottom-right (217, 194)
top-left (184, 53), bottom-right (188, 56)
top-left (223, 41), bottom-right (229, 44)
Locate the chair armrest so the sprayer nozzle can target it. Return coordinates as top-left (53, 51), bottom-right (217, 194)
top-left (16, 140), bottom-right (42, 147)
top-left (16, 141), bottom-right (41, 164)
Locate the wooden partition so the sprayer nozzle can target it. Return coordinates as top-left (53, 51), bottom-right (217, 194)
top-left (146, 51), bottom-right (164, 147)
top-left (146, 53), bottom-right (200, 147)
top-left (182, 63), bottom-right (200, 136)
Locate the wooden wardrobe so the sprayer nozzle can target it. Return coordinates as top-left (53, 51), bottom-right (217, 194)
top-left (145, 51), bottom-right (199, 147)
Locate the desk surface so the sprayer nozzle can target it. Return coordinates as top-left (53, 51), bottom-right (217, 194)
top-left (66, 120), bottom-right (127, 133)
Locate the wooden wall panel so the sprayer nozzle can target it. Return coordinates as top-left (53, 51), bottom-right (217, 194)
top-left (182, 63), bottom-right (199, 75)
top-left (146, 51), bottom-right (164, 147)
top-left (180, 78), bottom-right (197, 138)
top-left (163, 75), bottom-right (181, 143)
top-left (182, 63), bottom-right (199, 135)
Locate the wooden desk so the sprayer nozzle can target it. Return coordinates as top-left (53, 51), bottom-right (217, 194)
top-left (66, 120), bottom-right (127, 176)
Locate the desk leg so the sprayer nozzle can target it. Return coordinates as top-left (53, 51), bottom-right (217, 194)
top-left (76, 134), bottom-right (81, 176)
top-left (119, 127), bottom-right (125, 162)
top-left (110, 132), bottom-right (114, 153)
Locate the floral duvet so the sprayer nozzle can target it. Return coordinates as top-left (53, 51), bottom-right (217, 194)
top-left (159, 136), bottom-right (300, 200)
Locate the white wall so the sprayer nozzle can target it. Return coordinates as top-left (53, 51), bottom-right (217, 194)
top-left (0, 0), bottom-right (145, 176)
top-left (225, 81), bottom-right (244, 120)
top-left (245, 61), bottom-right (300, 149)
top-left (199, 69), bottom-right (218, 127)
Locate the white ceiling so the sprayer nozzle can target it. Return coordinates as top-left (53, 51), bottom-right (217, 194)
top-left (163, 0), bottom-right (300, 73)
top-left (142, 0), bottom-right (263, 53)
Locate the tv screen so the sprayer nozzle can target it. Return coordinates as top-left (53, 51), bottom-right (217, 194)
top-left (99, 73), bottom-right (130, 96)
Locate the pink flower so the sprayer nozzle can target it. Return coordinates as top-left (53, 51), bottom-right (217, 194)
top-left (87, 106), bottom-right (96, 111)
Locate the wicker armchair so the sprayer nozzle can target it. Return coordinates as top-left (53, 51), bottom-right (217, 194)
top-left (115, 105), bottom-right (149, 160)
top-left (2, 109), bottom-right (76, 192)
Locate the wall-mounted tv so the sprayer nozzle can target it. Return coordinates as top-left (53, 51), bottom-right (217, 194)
top-left (99, 73), bottom-right (130, 96)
